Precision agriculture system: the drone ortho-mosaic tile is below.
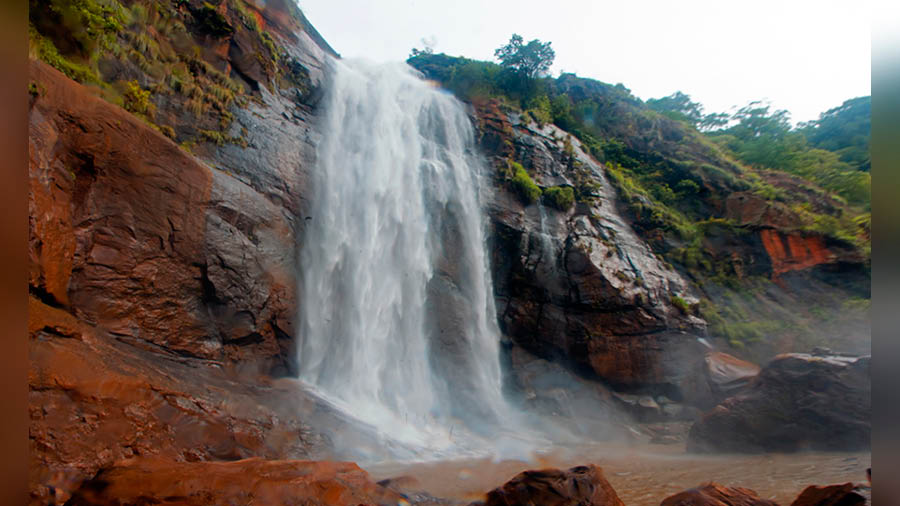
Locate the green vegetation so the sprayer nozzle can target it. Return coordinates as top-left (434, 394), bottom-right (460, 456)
top-left (670, 294), bottom-right (691, 314)
top-left (28, 0), bottom-right (304, 150)
top-left (192, 2), bottom-right (234, 37)
top-left (494, 34), bottom-right (555, 79)
top-left (704, 100), bottom-right (871, 209)
top-left (799, 96), bottom-right (870, 171)
top-left (510, 162), bottom-right (542, 204)
top-left (408, 47), bottom-right (869, 350)
top-left (543, 185), bottom-right (574, 211)
top-left (123, 80), bottom-right (151, 115)
top-left (407, 51), bottom-right (869, 256)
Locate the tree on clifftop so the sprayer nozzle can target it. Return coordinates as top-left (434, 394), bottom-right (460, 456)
top-left (494, 34), bottom-right (555, 79)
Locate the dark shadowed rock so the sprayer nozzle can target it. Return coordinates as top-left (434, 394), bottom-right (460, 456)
top-left (480, 464), bottom-right (624, 506)
top-left (687, 353), bottom-right (870, 453)
top-left (660, 482), bottom-right (778, 506)
top-left (789, 483), bottom-right (867, 506)
top-left (65, 457), bottom-right (403, 506)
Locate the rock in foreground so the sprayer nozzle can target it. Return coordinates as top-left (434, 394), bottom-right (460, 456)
top-left (660, 483), bottom-right (777, 505)
top-left (789, 483), bottom-right (867, 506)
top-left (477, 464), bottom-right (624, 506)
top-left (688, 353), bottom-right (870, 453)
top-left (66, 457), bottom-right (403, 506)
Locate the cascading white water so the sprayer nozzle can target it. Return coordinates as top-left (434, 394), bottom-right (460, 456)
top-left (297, 59), bottom-right (516, 454)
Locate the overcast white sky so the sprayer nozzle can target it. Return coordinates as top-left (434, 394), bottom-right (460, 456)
top-left (298, 0), bottom-right (871, 124)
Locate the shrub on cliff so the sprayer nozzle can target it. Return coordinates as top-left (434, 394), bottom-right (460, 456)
top-left (510, 162), bottom-right (542, 205)
top-left (123, 80), bottom-right (151, 115)
top-left (544, 185), bottom-right (574, 211)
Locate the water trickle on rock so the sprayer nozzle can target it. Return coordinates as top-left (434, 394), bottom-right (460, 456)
top-left (297, 59), bottom-right (521, 456)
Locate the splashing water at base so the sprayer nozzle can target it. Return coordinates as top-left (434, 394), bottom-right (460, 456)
top-left (298, 59), bottom-right (533, 457)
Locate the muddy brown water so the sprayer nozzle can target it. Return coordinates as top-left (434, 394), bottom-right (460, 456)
top-left (365, 442), bottom-right (870, 505)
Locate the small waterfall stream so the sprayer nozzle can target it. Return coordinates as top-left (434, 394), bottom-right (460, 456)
top-left (297, 59), bottom-right (523, 456)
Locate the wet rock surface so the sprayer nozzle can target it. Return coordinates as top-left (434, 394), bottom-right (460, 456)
top-left (680, 352), bottom-right (761, 410)
top-left (26, 9), bottom-right (345, 502)
top-left (28, 294), bottom-right (402, 504)
top-left (475, 102), bottom-right (708, 399)
top-left (789, 483), bottom-right (868, 506)
top-left (65, 457), bottom-right (403, 506)
top-left (688, 353), bottom-right (870, 453)
top-left (28, 59), bottom-right (303, 372)
top-left (659, 483), bottom-right (777, 506)
top-left (477, 464), bottom-right (624, 506)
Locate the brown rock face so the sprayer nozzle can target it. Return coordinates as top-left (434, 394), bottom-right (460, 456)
top-left (29, 60), bottom-right (217, 357)
top-left (475, 102), bottom-right (708, 398)
top-left (27, 294), bottom-right (346, 504)
top-left (480, 465), bottom-right (624, 506)
top-left (30, 53), bottom-right (308, 370)
top-left (27, 24), bottom-right (343, 502)
top-left (789, 483), bottom-right (866, 506)
top-left (680, 352), bottom-right (761, 410)
top-left (687, 353), bottom-right (870, 453)
top-left (65, 457), bottom-right (402, 506)
top-left (660, 483), bottom-right (778, 506)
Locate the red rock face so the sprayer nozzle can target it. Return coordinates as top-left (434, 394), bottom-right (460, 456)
top-left (480, 465), bottom-right (624, 506)
top-left (28, 293), bottom-right (340, 504)
top-left (29, 61), bottom-right (215, 357)
top-left (65, 457), bottom-right (402, 506)
top-left (759, 229), bottom-right (832, 278)
top-left (789, 483), bottom-right (867, 506)
top-left (27, 60), bottom-right (333, 504)
top-left (29, 59), bottom-right (301, 369)
top-left (660, 483), bottom-right (778, 506)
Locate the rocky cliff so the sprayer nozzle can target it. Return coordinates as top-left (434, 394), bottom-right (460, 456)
top-left (28, 0), bottom-right (870, 501)
top-left (474, 102), bottom-right (710, 401)
top-left (27, 0), bottom-right (346, 501)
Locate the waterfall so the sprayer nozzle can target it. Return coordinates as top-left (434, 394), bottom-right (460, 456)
top-left (297, 59), bottom-right (515, 454)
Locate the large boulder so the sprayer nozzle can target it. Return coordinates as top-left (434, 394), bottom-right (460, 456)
top-left (478, 464), bottom-right (624, 506)
top-left (687, 353), bottom-right (870, 453)
top-left (789, 483), bottom-right (867, 506)
top-left (659, 483), bottom-right (777, 506)
top-left (65, 457), bottom-right (403, 506)
top-left (680, 351), bottom-right (761, 410)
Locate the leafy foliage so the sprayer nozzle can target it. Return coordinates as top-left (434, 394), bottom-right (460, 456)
top-left (799, 96), bottom-right (870, 171)
top-left (123, 80), bottom-right (151, 115)
top-left (494, 34), bottom-right (555, 79)
top-left (510, 162), bottom-right (542, 205)
top-left (543, 186), bottom-right (575, 211)
top-left (707, 100), bottom-right (870, 208)
top-left (28, 0), bottom-right (300, 149)
top-left (409, 48), bottom-right (870, 352)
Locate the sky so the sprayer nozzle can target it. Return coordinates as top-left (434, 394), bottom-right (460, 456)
top-left (298, 0), bottom-right (871, 124)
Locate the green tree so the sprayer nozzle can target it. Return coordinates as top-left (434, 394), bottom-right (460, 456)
top-left (494, 34), bottom-right (555, 79)
top-left (713, 101), bottom-right (799, 169)
top-left (647, 91), bottom-right (704, 126)
top-left (799, 96), bottom-right (870, 171)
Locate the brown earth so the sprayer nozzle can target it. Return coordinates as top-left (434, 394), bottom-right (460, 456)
top-left (659, 482), bottom-right (777, 506)
top-left (65, 457), bottom-right (402, 506)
